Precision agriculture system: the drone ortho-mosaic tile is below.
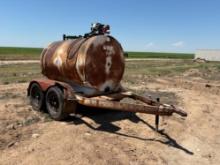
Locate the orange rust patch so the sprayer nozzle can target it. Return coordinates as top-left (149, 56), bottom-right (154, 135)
top-left (40, 35), bottom-right (125, 94)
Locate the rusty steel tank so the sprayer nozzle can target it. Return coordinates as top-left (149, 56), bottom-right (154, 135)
top-left (41, 35), bottom-right (125, 95)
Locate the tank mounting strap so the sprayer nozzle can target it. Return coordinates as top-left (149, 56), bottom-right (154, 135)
top-left (67, 38), bottom-right (87, 59)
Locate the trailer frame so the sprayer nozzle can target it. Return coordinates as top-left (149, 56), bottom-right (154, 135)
top-left (27, 78), bottom-right (187, 131)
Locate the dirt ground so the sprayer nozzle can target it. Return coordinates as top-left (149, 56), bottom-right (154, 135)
top-left (0, 70), bottom-right (220, 165)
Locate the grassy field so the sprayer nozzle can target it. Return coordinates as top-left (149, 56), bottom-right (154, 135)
top-left (0, 47), bottom-right (42, 60)
top-left (1, 59), bottom-right (220, 85)
top-left (123, 60), bottom-right (220, 84)
top-left (126, 52), bottom-right (194, 59)
top-left (0, 63), bottom-right (41, 84)
top-left (0, 47), bottom-right (194, 60)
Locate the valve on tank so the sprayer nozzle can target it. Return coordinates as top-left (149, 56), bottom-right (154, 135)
top-left (85, 22), bottom-right (110, 37)
top-left (63, 23), bottom-right (110, 40)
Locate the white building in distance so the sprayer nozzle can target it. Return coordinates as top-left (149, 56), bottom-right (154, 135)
top-left (195, 49), bottom-right (220, 61)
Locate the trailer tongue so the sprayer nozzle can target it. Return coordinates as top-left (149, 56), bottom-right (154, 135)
top-left (75, 92), bottom-right (187, 117)
top-left (75, 91), bottom-right (187, 131)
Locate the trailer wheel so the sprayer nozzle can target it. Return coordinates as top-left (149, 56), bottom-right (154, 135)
top-left (29, 83), bottom-right (44, 111)
top-left (46, 86), bottom-right (68, 121)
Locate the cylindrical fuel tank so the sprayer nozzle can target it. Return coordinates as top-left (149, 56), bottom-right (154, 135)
top-left (41, 35), bottom-right (125, 95)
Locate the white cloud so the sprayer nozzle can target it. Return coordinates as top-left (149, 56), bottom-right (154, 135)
top-left (172, 41), bottom-right (184, 47)
top-left (145, 42), bottom-right (155, 48)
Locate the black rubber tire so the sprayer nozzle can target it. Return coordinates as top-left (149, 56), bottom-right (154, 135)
top-left (29, 83), bottom-right (44, 111)
top-left (46, 86), bottom-right (68, 121)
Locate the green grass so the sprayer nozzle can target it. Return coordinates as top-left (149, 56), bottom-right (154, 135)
top-left (123, 59), bottom-right (220, 82)
top-left (0, 47), bottom-right (43, 60)
top-left (0, 47), bottom-right (194, 60)
top-left (0, 63), bottom-right (42, 84)
top-left (1, 59), bottom-right (220, 85)
top-left (126, 52), bottom-right (194, 59)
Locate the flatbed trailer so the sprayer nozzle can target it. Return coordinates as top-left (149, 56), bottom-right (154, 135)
top-left (27, 78), bottom-right (187, 131)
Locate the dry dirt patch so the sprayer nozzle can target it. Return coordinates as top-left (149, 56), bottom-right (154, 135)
top-left (0, 77), bottom-right (220, 165)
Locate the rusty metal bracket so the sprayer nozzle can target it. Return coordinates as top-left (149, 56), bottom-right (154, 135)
top-left (155, 98), bottom-right (160, 132)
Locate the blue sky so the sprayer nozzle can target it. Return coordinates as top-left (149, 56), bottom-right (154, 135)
top-left (0, 0), bottom-right (219, 53)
